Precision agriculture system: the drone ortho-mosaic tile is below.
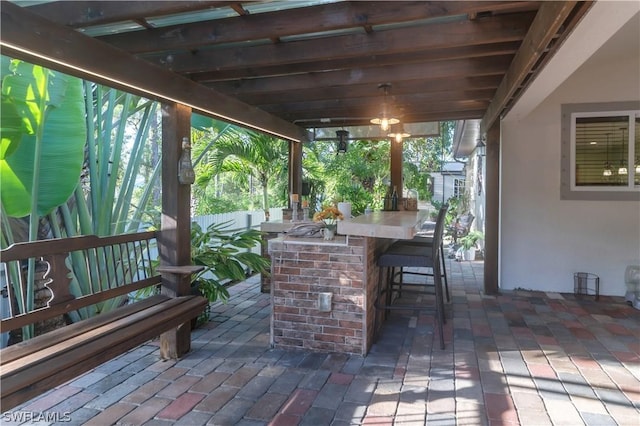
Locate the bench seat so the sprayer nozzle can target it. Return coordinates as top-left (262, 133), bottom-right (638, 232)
top-left (1, 294), bottom-right (206, 410)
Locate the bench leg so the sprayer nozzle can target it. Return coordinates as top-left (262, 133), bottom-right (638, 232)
top-left (160, 322), bottom-right (192, 359)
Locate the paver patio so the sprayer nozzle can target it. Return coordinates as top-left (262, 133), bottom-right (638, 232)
top-left (4, 259), bottom-right (639, 425)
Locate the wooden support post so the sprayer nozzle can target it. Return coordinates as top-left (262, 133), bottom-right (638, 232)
top-left (484, 122), bottom-right (500, 294)
top-left (390, 140), bottom-right (403, 195)
top-left (159, 102), bottom-right (193, 359)
top-left (289, 140), bottom-right (302, 206)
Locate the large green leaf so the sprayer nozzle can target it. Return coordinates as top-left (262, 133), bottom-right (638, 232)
top-left (191, 113), bottom-right (229, 132)
top-left (0, 94), bottom-right (27, 159)
top-left (0, 60), bottom-right (86, 217)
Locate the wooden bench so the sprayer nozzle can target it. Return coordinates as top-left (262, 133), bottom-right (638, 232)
top-left (0, 231), bottom-right (207, 411)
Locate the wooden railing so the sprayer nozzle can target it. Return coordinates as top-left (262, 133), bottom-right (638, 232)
top-left (0, 231), bottom-right (206, 411)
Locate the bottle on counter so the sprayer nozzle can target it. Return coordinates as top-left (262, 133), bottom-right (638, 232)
top-left (391, 185), bottom-right (399, 211)
top-left (383, 186), bottom-right (392, 211)
top-left (178, 138), bottom-right (195, 185)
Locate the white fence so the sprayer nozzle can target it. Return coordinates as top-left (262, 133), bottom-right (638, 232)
top-left (193, 206), bottom-right (283, 233)
top-left (193, 207), bottom-right (282, 232)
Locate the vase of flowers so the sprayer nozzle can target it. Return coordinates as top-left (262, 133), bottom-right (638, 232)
top-left (313, 205), bottom-right (344, 240)
top-left (323, 224), bottom-right (337, 240)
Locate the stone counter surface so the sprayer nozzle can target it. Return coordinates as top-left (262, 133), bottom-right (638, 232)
top-left (337, 210), bottom-right (430, 239)
top-left (259, 220), bottom-right (297, 233)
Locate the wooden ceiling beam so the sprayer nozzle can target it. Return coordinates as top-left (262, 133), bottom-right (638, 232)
top-left (305, 110), bottom-right (487, 129)
top-left (403, 109), bottom-right (487, 123)
top-left (25, 1), bottom-right (226, 27)
top-left (0, 2), bottom-right (309, 142)
top-left (190, 41), bottom-right (521, 83)
top-left (481, 1), bottom-right (578, 132)
top-left (234, 76), bottom-right (504, 105)
top-left (95, 1), bottom-right (535, 54)
top-left (280, 100), bottom-right (490, 122)
top-left (145, 13), bottom-right (533, 74)
top-left (259, 89), bottom-right (496, 113)
top-left (207, 56), bottom-right (513, 96)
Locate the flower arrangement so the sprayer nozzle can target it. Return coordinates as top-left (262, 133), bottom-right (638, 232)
top-left (313, 205), bottom-right (344, 228)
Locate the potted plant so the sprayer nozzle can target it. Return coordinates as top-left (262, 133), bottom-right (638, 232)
top-left (313, 205), bottom-right (344, 240)
top-left (459, 230), bottom-right (484, 261)
top-left (190, 221), bottom-right (271, 326)
top-left (138, 220), bottom-right (271, 327)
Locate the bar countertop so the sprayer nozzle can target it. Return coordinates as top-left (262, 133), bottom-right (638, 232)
top-left (337, 210), bottom-right (429, 240)
top-left (259, 220), bottom-right (296, 233)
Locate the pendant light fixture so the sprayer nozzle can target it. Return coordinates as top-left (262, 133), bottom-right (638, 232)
top-left (370, 83), bottom-right (399, 132)
top-left (336, 129), bottom-right (349, 154)
top-left (387, 123), bottom-right (410, 143)
top-left (603, 133), bottom-right (612, 177)
top-left (618, 128), bottom-right (628, 175)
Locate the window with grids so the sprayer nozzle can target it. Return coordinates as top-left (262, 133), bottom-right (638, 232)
top-left (453, 178), bottom-right (466, 198)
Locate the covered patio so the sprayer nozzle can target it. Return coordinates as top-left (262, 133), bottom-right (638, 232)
top-left (10, 261), bottom-right (639, 425)
top-left (1, 1), bottom-right (639, 422)
top-left (0, 0), bottom-right (603, 296)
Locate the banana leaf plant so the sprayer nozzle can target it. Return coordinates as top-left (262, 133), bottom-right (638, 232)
top-left (46, 83), bottom-right (162, 321)
top-left (0, 57), bottom-right (162, 330)
top-left (1, 57), bottom-right (248, 338)
top-left (1, 58), bottom-right (86, 339)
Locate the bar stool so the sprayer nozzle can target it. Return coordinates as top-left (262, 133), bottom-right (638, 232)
top-left (374, 204), bottom-right (448, 349)
top-left (389, 206), bottom-right (450, 302)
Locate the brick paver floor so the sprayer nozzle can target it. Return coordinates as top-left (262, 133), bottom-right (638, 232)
top-left (4, 259), bottom-right (639, 425)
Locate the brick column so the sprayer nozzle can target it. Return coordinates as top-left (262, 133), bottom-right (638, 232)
top-left (269, 235), bottom-right (390, 355)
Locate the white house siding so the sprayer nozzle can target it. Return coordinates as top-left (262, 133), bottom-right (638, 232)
top-left (500, 6), bottom-right (640, 296)
top-left (465, 154), bottom-right (486, 237)
top-left (432, 163), bottom-right (465, 204)
top-left (432, 173), bottom-right (456, 204)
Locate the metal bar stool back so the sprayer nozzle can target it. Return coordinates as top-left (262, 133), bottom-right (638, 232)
top-left (374, 204), bottom-right (448, 349)
top-left (388, 204), bottom-right (450, 302)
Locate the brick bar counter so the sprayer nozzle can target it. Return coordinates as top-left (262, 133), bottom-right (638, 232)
top-left (267, 210), bottom-right (429, 355)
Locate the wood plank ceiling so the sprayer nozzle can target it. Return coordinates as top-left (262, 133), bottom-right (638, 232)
top-left (9, 0), bottom-right (591, 138)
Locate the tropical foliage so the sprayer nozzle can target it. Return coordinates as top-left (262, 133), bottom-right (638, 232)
top-left (1, 58), bottom-right (88, 338)
top-left (304, 139), bottom-right (390, 215)
top-left (195, 130), bottom-right (289, 219)
top-left (1, 58), bottom-right (86, 220)
top-left (1, 57), bottom-right (163, 337)
top-left (190, 221), bottom-right (270, 303)
top-left (460, 230), bottom-right (484, 250)
top-left (0, 56), bottom-right (456, 339)
top-left (403, 121), bottom-right (456, 201)
top-left (299, 124), bottom-right (454, 216)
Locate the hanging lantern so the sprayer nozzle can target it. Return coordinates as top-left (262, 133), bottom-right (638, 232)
top-left (336, 130), bottom-right (349, 154)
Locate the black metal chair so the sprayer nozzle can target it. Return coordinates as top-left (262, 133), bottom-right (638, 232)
top-left (447, 212), bottom-right (475, 246)
top-left (374, 204), bottom-right (448, 349)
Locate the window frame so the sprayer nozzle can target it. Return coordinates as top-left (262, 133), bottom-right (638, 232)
top-left (561, 101), bottom-right (640, 201)
top-left (453, 178), bottom-right (465, 198)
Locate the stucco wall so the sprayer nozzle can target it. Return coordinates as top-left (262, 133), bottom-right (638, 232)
top-left (500, 35), bottom-right (640, 296)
